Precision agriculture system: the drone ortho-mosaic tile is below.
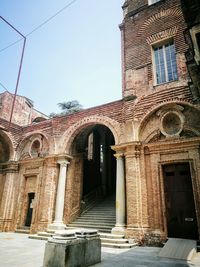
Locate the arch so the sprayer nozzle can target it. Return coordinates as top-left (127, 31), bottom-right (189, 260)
top-left (137, 7), bottom-right (182, 37)
top-left (138, 100), bottom-right (200, 139)
top-left (16, 131), bottom-right (51, 160)
top-left (0, 130), bottom-right (15, 161)
top-left (143, 129), bottom-right (161, 143)
top-left (58, 115), bottom-right (122, 154)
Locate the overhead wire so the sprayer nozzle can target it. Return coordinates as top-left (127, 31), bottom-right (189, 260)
top-left (0, 0), bottom-right (79, 92)
top-left (0, 82), bottom-right (9, 91)
top-left (0, 0), bottom-right (79, 53)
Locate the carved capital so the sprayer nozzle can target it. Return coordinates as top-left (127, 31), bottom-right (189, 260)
top-left (57, 160), bottom-right (70, 167)
top-left (114, 153), bottom-right (124, 159)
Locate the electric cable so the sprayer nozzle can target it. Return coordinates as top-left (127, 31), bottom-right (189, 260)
top-left (0, 82), bottom-right (9, 91)
top-left (0, 0), bottom-right (79, 53)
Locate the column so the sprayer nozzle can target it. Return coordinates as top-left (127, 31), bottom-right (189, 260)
top-left (112, 153), bottom-right (126, 234)
top-left (48, 159), bottom-right (70, 230)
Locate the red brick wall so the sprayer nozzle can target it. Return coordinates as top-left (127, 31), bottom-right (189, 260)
top-left (122, 0), bottom-right (190, 100)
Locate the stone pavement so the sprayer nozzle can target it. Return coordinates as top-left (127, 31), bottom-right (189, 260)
top-left (0, 232), bottom-right (200, 267)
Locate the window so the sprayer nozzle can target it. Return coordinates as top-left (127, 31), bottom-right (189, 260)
top-left (148, 0), bottom-right (160, 5)
top-left (153, 41), bottom-right (178, 85)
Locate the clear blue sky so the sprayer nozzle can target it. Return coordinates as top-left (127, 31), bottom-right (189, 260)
top-left (0, 0), bottom-right (123, 115)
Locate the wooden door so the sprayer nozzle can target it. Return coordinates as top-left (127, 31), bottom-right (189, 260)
top-left (163, 163), bottom-right (198, 240)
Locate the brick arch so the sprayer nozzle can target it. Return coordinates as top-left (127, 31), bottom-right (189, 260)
top-left (15, 131), bottom-right (52, 160)
top-left (146, 26), bottom-right (179, 45)
top-left (58, 115), bottom-right (122, 154)
top-left (138, 7), bottom-right (182, 37)
top-left (138, 100), bottom-right (200, 139)
top-left (0, 130), bottom-right (15, 160)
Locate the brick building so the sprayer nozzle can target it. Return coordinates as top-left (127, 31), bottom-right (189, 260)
top-left (0, 0), bottom-right (200, 245)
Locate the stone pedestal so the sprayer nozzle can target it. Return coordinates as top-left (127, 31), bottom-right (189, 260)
top-left (43, 229), bottom-right (101, 267)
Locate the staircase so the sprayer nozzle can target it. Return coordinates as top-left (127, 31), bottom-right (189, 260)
top-left (67, 196), bottom-right (116, 233)
top-left (15, 226), bottom-right (30, 234)
top-left (29, 195), bottom-right (138, 248)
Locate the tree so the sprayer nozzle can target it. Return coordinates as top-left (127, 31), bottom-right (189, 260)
top-left (49, 100), bottom-right (83, 118)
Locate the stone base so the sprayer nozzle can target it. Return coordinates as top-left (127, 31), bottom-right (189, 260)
top-left (43, 231), bottom-right (101, 267)
top-left (47, 222), bottom-right (66, 231)
top-left (111, 226), bottom-right (125, 235)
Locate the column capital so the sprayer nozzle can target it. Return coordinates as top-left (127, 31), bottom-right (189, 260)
top-left (114, 152), bottom-right (124, 159)
top-left (57, 159), bottom-right (70, 167)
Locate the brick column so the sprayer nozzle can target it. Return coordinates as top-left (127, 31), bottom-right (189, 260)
top-left (0, 162), bottom-right (19, 231)
top-left (125, 144), bottom-right (144, 240)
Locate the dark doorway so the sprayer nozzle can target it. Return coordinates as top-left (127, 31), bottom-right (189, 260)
top-left (163, 163), bottom-right (198, 240)
top-left (25, 192), bottom-right (35, 227)
top-left (74, 125), bottom-right (116, 198)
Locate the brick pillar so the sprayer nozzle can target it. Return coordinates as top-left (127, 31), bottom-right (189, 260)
top-left (125, 144), bottom-right (144, 240)
top-left (0, 162), bottom-right (19, 231)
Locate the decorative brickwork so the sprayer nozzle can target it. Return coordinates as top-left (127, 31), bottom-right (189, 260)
top-left (146, 26), bottom-right (178, 45)
top-left (58, 115), bottom-right (123, 154)
top-left (138, 8), bottom-right (182, 37)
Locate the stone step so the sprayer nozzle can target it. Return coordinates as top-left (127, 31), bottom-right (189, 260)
top-left (99, 233), bottom-right (125, 239)
top-left (69, 221), bottom-right (114, 227)
top-left (29, 232), bottom-right (138, 249)
top-left (75, 218), bottom-right (115, 223)
top-left (101, 238), bottom-right (128, 244)
top-left (38, 231), bottom-right (52, 237)
top-left (68, 224), bottom-right (112, 233)
top-left (83, 213), bottom-right (115, 216)
top-left (29, 234), bottom-right (48, 241)
top-left (94, 207), bottom-right (115, 209)
top-left (15, 229), bottom-right (30, 234)
top-left (82, 214), bottom-right (115, 218)
top-left (101, 242), bottom-right (137, 249)
top-left (79, 215), bottom-right (115, 219)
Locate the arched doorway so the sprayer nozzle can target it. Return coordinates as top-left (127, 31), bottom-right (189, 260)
top-left (72, 124), bottom-right (116, 200)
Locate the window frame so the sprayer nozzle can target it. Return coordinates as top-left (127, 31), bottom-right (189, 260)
top-left (152, 38), bottom-right (178, 86)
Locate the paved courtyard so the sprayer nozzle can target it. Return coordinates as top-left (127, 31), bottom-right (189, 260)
top-left (0, 232), bottom-right (200, 267)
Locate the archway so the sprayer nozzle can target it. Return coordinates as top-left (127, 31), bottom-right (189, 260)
top-left (72, 124), bottom-right (116, 199)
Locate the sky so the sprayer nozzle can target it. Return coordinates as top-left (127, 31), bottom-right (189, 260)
top-left (0, 0), bottom-right (124, 116)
